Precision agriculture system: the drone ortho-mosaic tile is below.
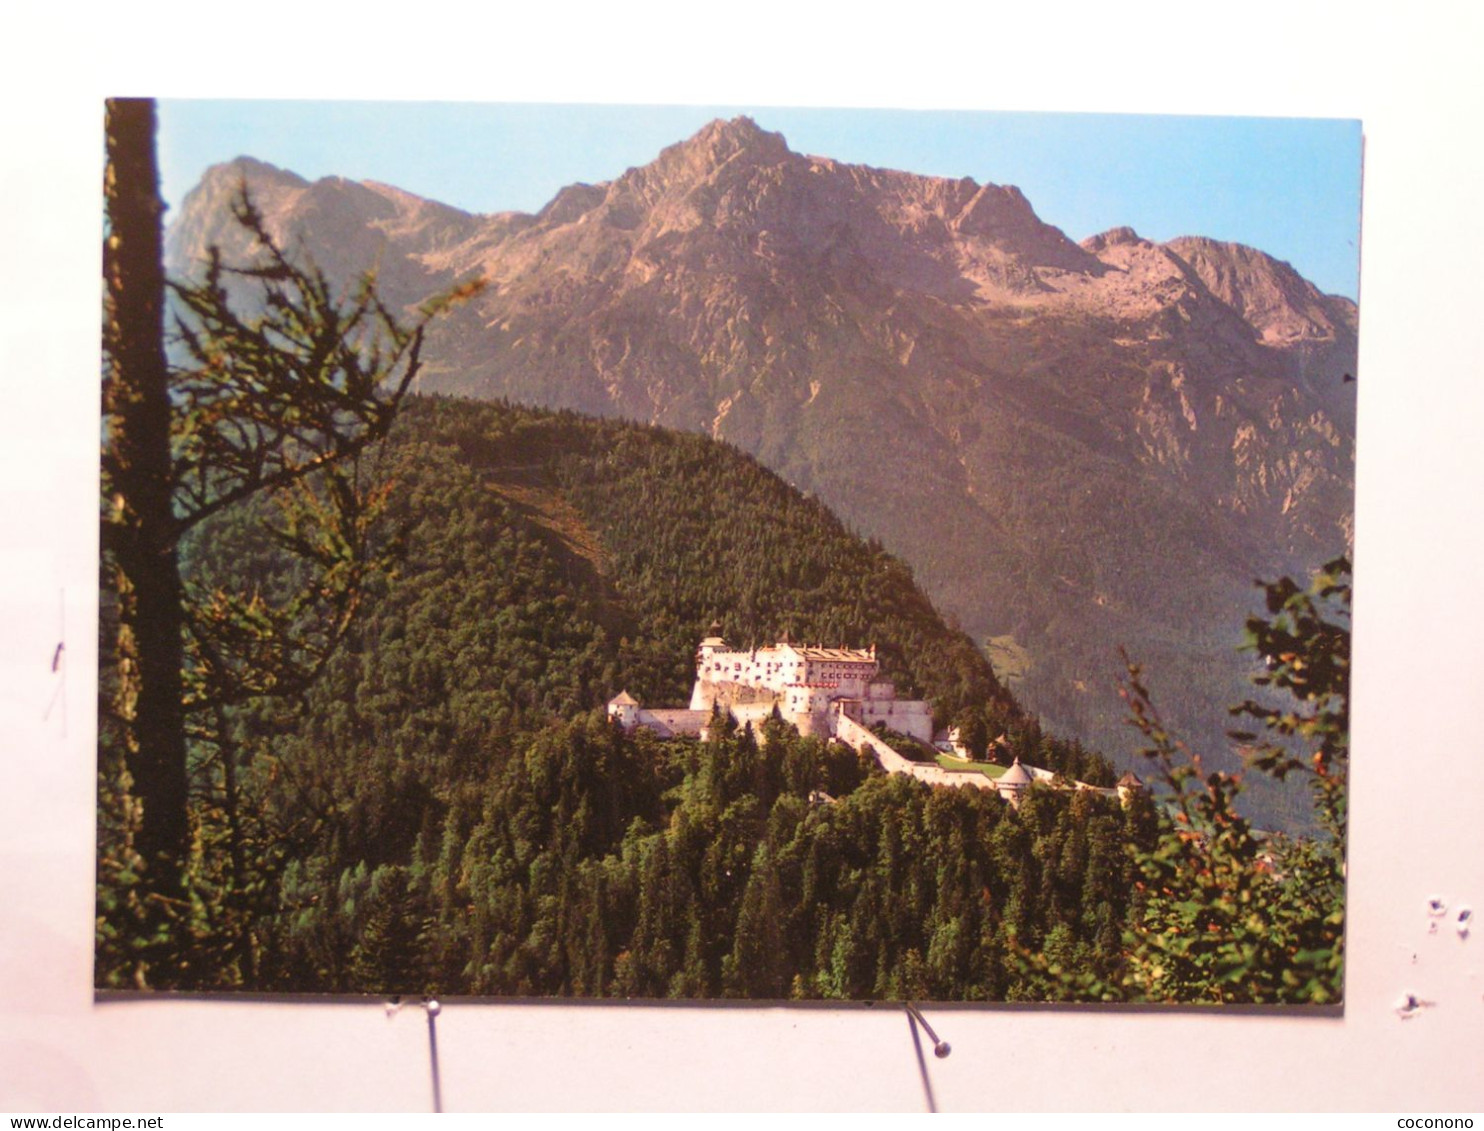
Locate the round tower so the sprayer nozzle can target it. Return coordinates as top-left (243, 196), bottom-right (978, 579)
top-left (1116, 770), bottom-right (1145, 808)
top-left (608, 690), bottom-right (641, 730)
top-left (698, 619), bottom-right (728, 660)
top-left (998, 757), bottom-right (1033, 809)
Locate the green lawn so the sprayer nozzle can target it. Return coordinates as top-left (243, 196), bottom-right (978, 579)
top-left (934, 753), bottom-right (1008, 779)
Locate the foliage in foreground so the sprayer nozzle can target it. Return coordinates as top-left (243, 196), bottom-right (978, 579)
top-left (100, 98), bottom-right (442, 987)
top-left (1044, 558), bottom-right (1349, 1005)
top-left (98, 97), bottom-right (482, 988)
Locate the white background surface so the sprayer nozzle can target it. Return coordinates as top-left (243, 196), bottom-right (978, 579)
top-left (2, 3), bottom-right (1481, 1113)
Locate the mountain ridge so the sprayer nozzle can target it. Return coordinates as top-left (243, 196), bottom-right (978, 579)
top-left (166, 118), bottom-right (1356, 828)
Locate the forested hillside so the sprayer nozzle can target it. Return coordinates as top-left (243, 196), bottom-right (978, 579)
top-left (101, 395), bottom-right (1152, 997)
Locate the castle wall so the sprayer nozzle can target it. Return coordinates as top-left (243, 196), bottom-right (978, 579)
top-left (690, 678), bottom-right (781, 712)
top-left (695, 646), bottom-right (799, 696)
top-left (684, 636), bottom-right (1123, 801)
top-left (640, 708), bottom-right (711, 738)
top-left (641, 636), bottom-right (1123, 808)
top-left (792, 711), bottom-right (829, 738)
top-left (695, 642), bottom-right (879, 701)
top-left (729, 702), bottom-right (779, 737)
top-left (834, 714), bottom-right (1003, 797)
top-left (847, 697), bottom-right (934, 744)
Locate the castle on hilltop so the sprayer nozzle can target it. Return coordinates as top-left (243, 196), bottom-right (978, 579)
top-left (688, 626), bottom-right (934, 742)
top-left (608, 626), bottom-right (1143, 809)
top-left (608, 625), bottom-right (930, 742)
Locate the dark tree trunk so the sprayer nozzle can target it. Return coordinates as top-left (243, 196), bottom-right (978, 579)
top-left (102, 97), bottom-right (188, 890)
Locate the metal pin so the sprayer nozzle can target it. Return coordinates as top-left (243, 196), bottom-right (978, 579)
top-left (425, 998), bottom-right (443, 1113)
top-left (904, 1005), bottom-right (938, 1113)
top-left (904, 1003), bottom-right (951, 1058)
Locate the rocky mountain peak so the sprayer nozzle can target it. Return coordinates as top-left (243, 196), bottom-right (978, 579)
top-left (641, 116), bottom-right (794, 189)
top-left (198, 155), bottom-right (307, 192)
top-left (952, 181), bottom-right (1036, 237)
top-left (692, 115), bottom-right (790, 160)
top-left (1081, 226), bottom-right (1145, 252)
top-left (1164, 235), bottom-right (1356, 346)
top-left (167, 156), bottom-right (308, 272)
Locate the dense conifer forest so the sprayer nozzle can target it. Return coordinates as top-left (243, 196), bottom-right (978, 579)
top-left (99, 396), bottom-right (1162, 996)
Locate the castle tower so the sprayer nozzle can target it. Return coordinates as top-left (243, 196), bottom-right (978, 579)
top-left (608, 690), bottom-right (641, 730)
top-left (698, 620), bottom-right (728, 661)
top-left (1116, 770), bottom-right (1145, 808)
top-left (997, 757), bottom-right (1034, 810)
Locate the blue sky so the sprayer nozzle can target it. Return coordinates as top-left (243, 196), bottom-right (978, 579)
top-left (158, 101), bottom-right (1362, 300)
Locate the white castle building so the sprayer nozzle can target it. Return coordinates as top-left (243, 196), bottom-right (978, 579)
top-left (687, 627), bottom-right (934, 742)
top-left (608, 627), bottom-right (1142, 810)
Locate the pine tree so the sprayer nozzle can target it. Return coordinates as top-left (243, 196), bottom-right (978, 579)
top-left (98, 97), bottom-right (475, 988)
